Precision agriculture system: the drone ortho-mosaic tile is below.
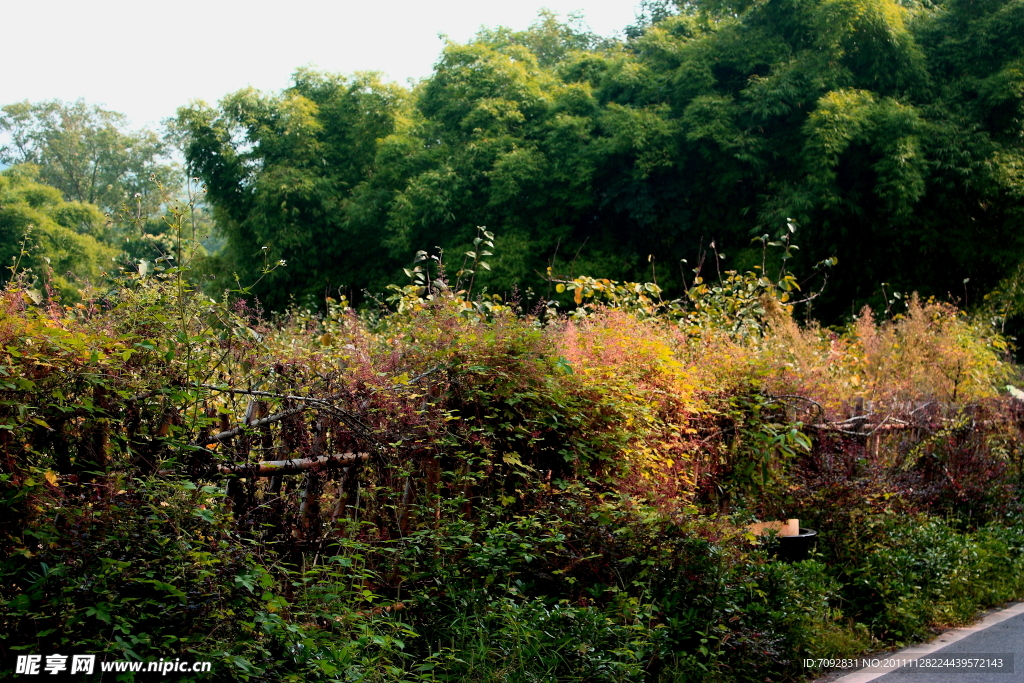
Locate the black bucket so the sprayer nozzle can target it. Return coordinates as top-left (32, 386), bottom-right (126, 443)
top-left (773, 528), bottom-right (818, 562)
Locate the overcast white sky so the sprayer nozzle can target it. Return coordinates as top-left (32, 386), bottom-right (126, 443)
top-left (4, 0), bottom-right (640, 130)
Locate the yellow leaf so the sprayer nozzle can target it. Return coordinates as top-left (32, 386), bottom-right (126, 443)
top-left (44, 471), bottom-right (57, 486)
top-left (503, 452), bottom-right (524, 467)
top-left (574, 287), bottom-right (583, 305)
top-left (502, 452), bottom-right (535, 471)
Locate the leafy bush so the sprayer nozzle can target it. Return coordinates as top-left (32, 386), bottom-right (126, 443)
top-left (2, 220), bottom-right (1024, 682)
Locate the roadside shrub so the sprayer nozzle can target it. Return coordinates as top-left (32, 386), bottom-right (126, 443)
top-left (3, 222), bottom-right (1024, 682)
top-left (762, 295), bottom-right (1012, 414)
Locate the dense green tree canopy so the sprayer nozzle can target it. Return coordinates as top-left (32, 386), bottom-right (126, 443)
top-left (0, 165), bottom-right (115, 297)
top-left (176, 71), bottom-right (407, 307)
top-left (177, 0), bottom-right (1024, 318)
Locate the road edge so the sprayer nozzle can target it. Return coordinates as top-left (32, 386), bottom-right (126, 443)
top-left (813, 601), bottom-right (1024, 682)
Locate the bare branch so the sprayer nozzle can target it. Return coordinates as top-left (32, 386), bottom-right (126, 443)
top-left (203, 406), bottom-right (305, 444)
top-left (218, 452), bottom-right (369, 476)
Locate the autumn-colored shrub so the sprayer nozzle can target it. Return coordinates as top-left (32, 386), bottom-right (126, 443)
top-left (761, 294), bottom-right (1013, 415)
top-left (3, 228), bottom-right (1024, 682)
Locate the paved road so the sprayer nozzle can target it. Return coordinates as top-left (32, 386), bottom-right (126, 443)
top-left (827, 602), bottom-right (1024, 683)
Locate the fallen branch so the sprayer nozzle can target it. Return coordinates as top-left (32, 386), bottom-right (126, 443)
top-left (402, 366), bottom-right (443, 388)
top-left (810, 422), bottom-right (917, 436)
top-left (218, 452), bottom-right (369, 476)
top-left (199, 386), bottom-right (375, 438)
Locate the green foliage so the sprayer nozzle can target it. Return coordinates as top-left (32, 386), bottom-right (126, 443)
top-left (0, 165), bottom-right (115, 298)
top-left (817, 514), bottom-right (1024, 642)
top-left (2, 476), bottom-right (264, 662)
top-left (0, 99), bottom-right (179, 217)
top-left (174, 2), bottom-right (1024, 320)
top-left (2, 202), bottom-right (1024, 682)
top-left (175, 71), bottom-right (407, 309)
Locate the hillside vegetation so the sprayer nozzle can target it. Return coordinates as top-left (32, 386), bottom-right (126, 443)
top-left (2, 220), bottom-right (1024, 681)
top-left (2, 0), bottom-right (1024, 679)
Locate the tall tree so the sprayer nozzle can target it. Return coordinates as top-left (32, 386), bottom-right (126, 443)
top-left (178, 4), bottom-right (1024, 318)
top-left (176, 71), bottom-right (408, 308)
top-left (570, 0), bottom-right (1023, 316)
top-left (0, 99), bottom-right (179, 217)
